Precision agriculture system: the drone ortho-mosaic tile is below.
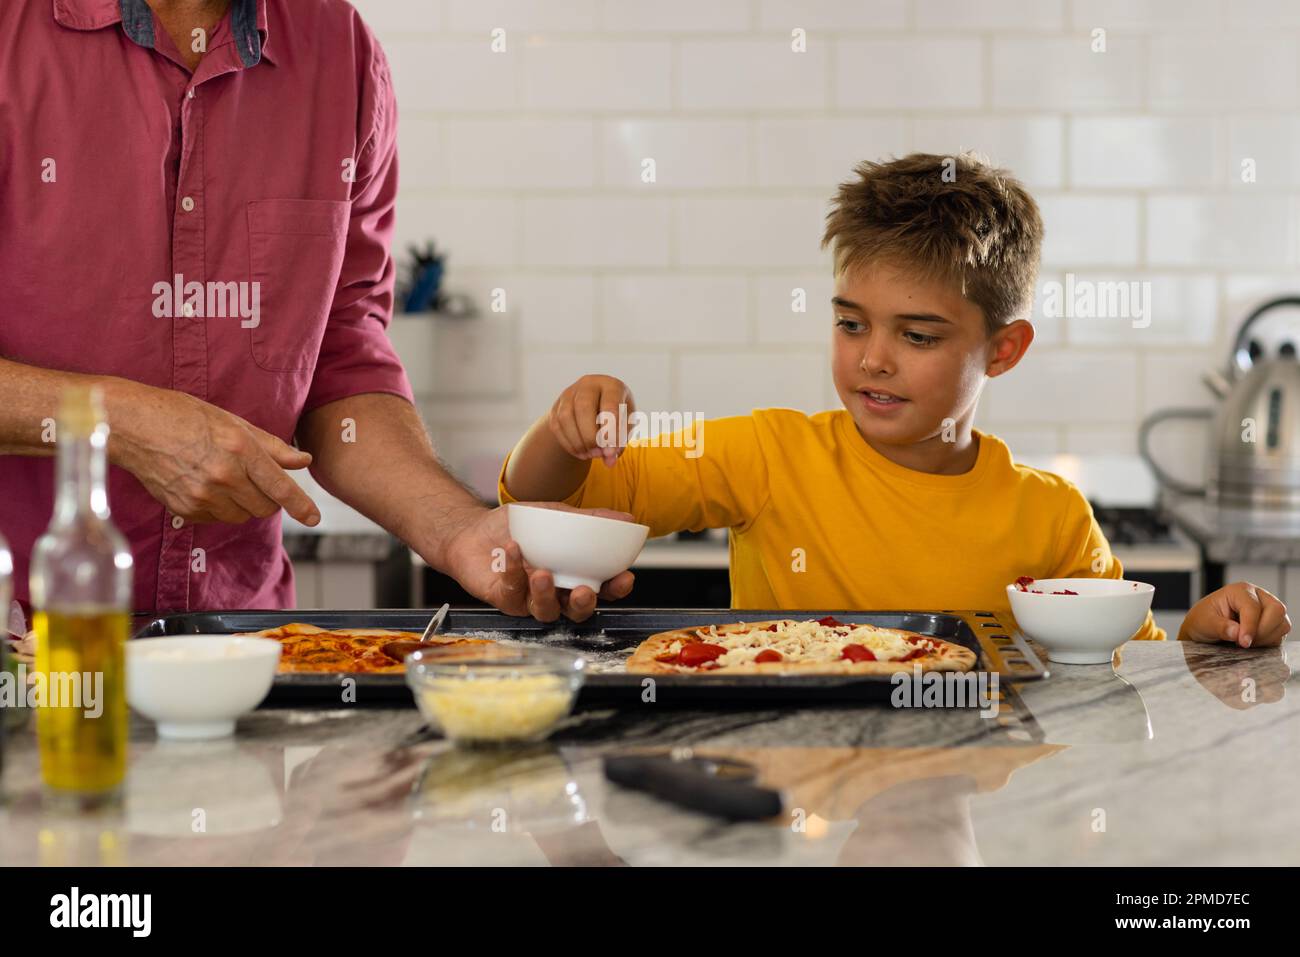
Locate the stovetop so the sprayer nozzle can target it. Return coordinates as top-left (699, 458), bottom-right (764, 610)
top-left (1089, 503), bottom-right (1181, 547)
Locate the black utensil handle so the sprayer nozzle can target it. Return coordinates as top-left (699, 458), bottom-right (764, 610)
top-left (604, 756), bottom-right (784, 821)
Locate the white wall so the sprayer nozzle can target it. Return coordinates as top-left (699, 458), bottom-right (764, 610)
top-left (351, 0), bottom-right (1300, 498)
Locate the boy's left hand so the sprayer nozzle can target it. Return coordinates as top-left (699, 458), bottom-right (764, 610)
top-left (1179, 582), bottom-right (1291, 648)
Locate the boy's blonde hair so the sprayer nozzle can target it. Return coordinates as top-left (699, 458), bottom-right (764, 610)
top-left (821, 152), bottom-right (1043, 335)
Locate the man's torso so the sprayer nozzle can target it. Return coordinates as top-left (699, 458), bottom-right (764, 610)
top-left (0, 0), bottom-right (375, 611)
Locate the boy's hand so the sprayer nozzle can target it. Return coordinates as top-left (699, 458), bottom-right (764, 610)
top-left (548, 374), bottom-right (635, 468)
top-left (1178, 582), bottom-right (1291, 648)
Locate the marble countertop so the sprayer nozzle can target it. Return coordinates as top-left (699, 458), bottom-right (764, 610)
top-left (1, 639), bottom-right (1295, 866)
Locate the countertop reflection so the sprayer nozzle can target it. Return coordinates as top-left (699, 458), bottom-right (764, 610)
top-left (0, 640), bottom-right (1293, 866)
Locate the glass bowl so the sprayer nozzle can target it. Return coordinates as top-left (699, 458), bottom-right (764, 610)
top-left (405, 642), bottom-right (585, 747)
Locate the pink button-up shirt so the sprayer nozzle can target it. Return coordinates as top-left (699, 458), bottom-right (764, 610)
top-left (0, 0), bottom-right (414, 612)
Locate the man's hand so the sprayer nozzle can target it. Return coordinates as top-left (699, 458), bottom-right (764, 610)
top-left (297, 394), bottom-right (634, 622)
top-left (437, 502), bottom-right (635, 622)
top-left (1178, 582), bottom-right (1291, 648)
top-left (106, 379), bottom-right (320, 526)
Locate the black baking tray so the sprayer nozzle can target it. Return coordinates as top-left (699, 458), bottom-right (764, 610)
top-left (133, 607), bottom-right (1048, 706)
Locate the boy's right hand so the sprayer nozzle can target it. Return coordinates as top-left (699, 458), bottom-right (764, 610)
top-left (548, 374), bottom-right (636, 468)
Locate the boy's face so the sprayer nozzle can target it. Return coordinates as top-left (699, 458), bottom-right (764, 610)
top-left (830, 261), bottom-right (1032, 448)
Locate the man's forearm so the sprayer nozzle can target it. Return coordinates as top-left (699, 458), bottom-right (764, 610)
top-left (0, 357), bottom-right (143, 457)
top-left (296, 392), bottom-right (484, 569)
top-left (503, 414), bottom-right (592, 502)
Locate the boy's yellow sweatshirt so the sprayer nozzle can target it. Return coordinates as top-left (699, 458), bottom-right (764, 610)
top-left (498, 408), bottom-right (1165, 642)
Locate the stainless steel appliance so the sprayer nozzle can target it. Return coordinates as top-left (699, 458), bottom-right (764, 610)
top-left (1142, 296), bottom-right (1300, 597)
top-left (1141, 296), bottom-right (1300, 509)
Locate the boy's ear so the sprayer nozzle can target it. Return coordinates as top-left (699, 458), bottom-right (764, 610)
top-left (985, 319), bottom-right (1034, 379)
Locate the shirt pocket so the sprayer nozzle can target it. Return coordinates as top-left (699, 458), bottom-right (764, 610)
top-left (247, 199), bottom-right (350, 373)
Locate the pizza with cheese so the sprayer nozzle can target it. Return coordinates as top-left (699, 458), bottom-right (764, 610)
top-left (625, 616), bottom-right (976, 676)
top-left (235, 622), bottom-right (492, 675)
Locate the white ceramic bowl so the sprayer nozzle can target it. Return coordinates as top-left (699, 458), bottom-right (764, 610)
top-left (507, 503), bottom-right (649, 591)
top-left (1006, 578), bottom-right (1155, 665)
top-left (127, 636), bottom-right (281, 739)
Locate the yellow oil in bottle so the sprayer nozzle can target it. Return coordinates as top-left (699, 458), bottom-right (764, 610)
top-left (30, 386), bottom-right (134, 803)
top-left (34, 609), bottom-right (129, 794)
top-left (38, 818), bottom-right (125, 866)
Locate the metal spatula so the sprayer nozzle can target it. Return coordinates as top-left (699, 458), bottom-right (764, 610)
top-left (420, 603), bottom-right (451, 643)
top-left (382, 603), bottom-right (452, 664)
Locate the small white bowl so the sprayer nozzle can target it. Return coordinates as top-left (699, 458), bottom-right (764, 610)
top-left (127, 636), bottom-right (281, 740)
top-left (507, 503), bottom-right (649, 591)
top-left (1006, 578), bottom-right (1155, 665)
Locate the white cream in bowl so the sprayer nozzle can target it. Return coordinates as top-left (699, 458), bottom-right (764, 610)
top-left (127, 636), bottom-right (281, 740)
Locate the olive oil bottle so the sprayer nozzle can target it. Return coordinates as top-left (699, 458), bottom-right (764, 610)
top-left (30, 387), bottom-right (132, 801)
top-left (0, 531), bottom-right (11, 779)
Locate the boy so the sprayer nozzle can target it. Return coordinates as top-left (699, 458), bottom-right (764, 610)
top-left (499, 153), bottom-right (1289, 650)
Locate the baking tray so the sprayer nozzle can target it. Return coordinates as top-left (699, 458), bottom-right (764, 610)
top-left (133, 607), bottom-right (1048, 706)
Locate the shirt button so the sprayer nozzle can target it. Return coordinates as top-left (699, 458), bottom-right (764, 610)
top-left (182, 301), bottom-right (196, 318)
top-left (181, 196), bottom-right (195, 212)
top-left (187, 88), bottom-right (195, 99)
top-left (171, 516), bottom-right (184, 529)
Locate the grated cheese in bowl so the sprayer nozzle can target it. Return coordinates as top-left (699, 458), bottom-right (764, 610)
top-left (405, 643), bottom-right (585, 747)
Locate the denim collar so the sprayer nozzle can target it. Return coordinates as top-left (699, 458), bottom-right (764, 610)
top-left (53, 0), bottom-right (274, 68)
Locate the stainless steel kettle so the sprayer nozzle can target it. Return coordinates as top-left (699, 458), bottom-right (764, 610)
top-left (1140, 296), bottom-right (1300, 510)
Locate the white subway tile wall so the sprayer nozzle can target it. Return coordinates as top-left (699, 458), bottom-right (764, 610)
top-left (602, 119), bottom-right (751, 188)
top-left (680, 39), bottom-right (828, 110)
top-left (346, 0), bottom-right (1300, 495)
top-left (602, 276), bottom-right (750, 344)
top-left (836, 38), bottom-right (984, 110)
top-left (755, 117), bottom-right (908, 186)
top-left (523, 41), bottom-right (674, 111)
top-left (1148, 36), bottom-right (1300, 113)
top-left (913, 0), bottom-right (1065, 31)
top-left (439, 119), bottom-right (596, 189)
top-left (521, 197), bottom-right (672, 267)
top-left (910, 116), bottom-right (1064, 188)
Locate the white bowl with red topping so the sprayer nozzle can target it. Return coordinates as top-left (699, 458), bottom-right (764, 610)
top-left (1006, 577), bottom-right (1155, 665)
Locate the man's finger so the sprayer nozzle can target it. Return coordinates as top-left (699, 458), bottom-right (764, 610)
top-left (213, 501), bottom-right (256, 524)
top-left (538, 503), bottom-right (638, 525)
top-left (598, 570), bottom-right (635, 601)
top-left (253, 429), bottom-right (312, 469)
top-left (526, 568), bottom-right (562, 622)
top-left (561, 585), bottom-right (598, 623)
top-left (517, 502), bottom-right (638, 525)
top-left (245, 449), bottom-right (321, 525)
top-left (227, 467), bottom-right (284, 520)
top-left (186, 496), bottom-right (254, 525)
top-left (587, 507), bottom-right (637, 523)
top-left (494, 540), bottom-right (530, 617)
